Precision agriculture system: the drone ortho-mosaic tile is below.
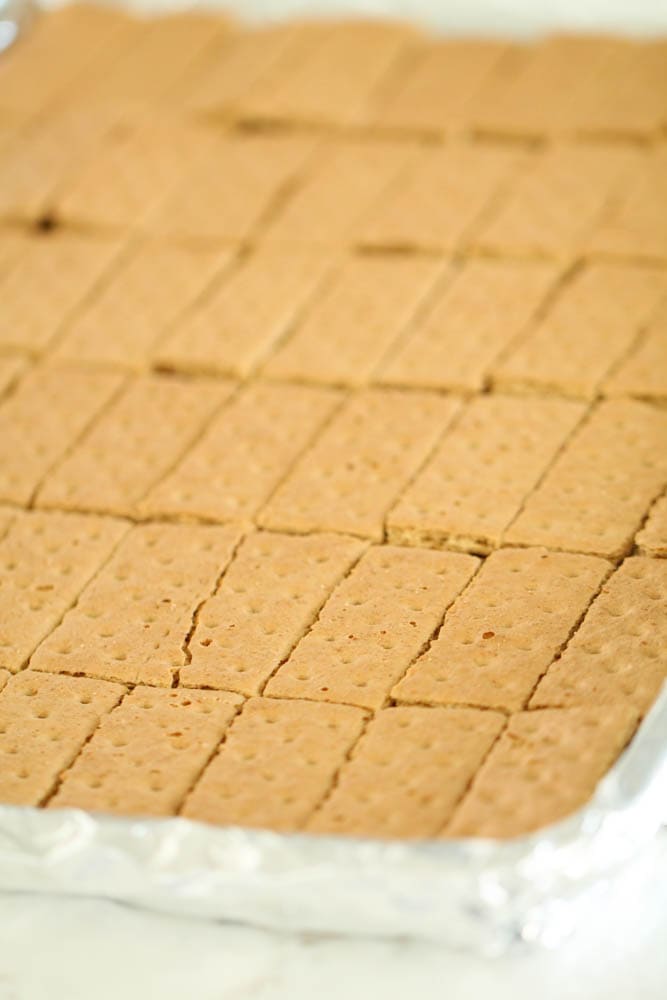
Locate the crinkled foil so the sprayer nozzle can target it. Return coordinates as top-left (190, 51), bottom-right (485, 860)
top-left (1, 688), bottom-right (665, 951)
top-left (2, 0), bottom-right (666, 954)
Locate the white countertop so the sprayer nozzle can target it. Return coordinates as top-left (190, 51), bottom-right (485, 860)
top-left (1, 830), bottom-right (665, 1000)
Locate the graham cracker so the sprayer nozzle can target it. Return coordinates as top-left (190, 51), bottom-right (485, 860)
top-left (371, 38), bottom-right (510, 136)
top-left (155, 246), bottom-right (334, 378)
top-left (569, 41), bottom-right (667, 140)
top-left (505, 399), bottom-right (667, 559)
top-left (182, 531), bottom-right (367, 695)
top-left (0, 510), bottom-right (128, 674)
top-left (262, 255), bottom-right (444, 386)
top-left (145, 133), bottom-right (315, 243)
top-left (379, 259), bottom-right (559, 393)
top-left (358, 144), bottom-right (520, 252)
top-left (393, 547), bottom-right (610, 713)
top-left (475, 144), bottom-right (640, 260)
top-left (239, 20), bottom-right (409, 127)
top-left (494, 264), bottom-right (666, 398)
top-left (264, 545), bottom-right (479, 710)
top-left (182, 696), bottom-right (367, 831)
top-left (55, 117), bottom-right (217, 232)
top-left (141, 382), bottom-right (341, 525)
top-left (307, 706), bottom-right (504, 838)
top-left (36, 374), bottom-right (232, 517)
top-left (50, 686), bottom-right (242, 816)
top-left (69, 12), bottom-right (227, 112)
top-left (262, 138), bottom-right (417, 246)
top-left (531, 557), bottom-right (667, 714)
top-left (0, 355), bottom-right (27, 400)
top-left (53, 242), bottom-right (233, 371)
top-left (259, 388), bottom-right (461, 541)
top-left (447, 705), bottom-right (638, 838)
top-left (30, 521), bottom-right (243, 687)
top-left (0, 506), bottom-right (18, 543)
top-left (387, 394), bottom-right (585, 554)
top-left (0, 105), bottom-right (124, 222)
top-left (471, 36), bottom-right (620, 139)
top-left (0, 366), bottom-right (124, 506)
top-left (0, 234), bottom-right (123, 355)
top-left (603, 302), bottom-right (667, 403)
top-left (636, 495), bottom-right (667, 558)
top-left (0, 670), bottom-right (125, 807)
top-left (177, 23), bottom-right (305, 118)
top-left (588, 148), bottom-right (667, 265)
top-left (0, 4), bottom-right (137, 120)
top-left (0, 670), bottom-right (9, 694)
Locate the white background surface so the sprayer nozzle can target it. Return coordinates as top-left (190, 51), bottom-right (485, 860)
top-left (2, 2), bottom-right (666, 996)
top-left (0, 832), bottom-right (666, 998)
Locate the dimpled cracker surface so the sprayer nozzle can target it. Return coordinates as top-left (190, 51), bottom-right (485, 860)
top-left (506, 400), bottom-right (667, 558)
top-left (379, 259), bottom-right (559, 392)
top-left (371, 38), bottom-right (508, 135)
top-left (30, 521), bottom-right (243, 687)
top-left (265, 545), bottom-right (479, 710)
top-left (146, 133), bottom-right (315, 243)
top-left (447, 705), bottom-right (638, 838)
top-left (494, 264), bottom-right (666, 398)
top-left (387, 394), bottom-right (585, 553)
top-left (141, 381), bottom-right (341, 524)
top-left (636, 496), bottom-right (667, 558)
top-left (36, 374), bottom-right (232, 517)
top-left (1, 8), bottom-right (665, 843)
top-left (240, 20), bottom-right (409, 127)
top-left (475, 144), bottom-right (640, 259)
top-left (182, 531), bottom-right (367, 695)
top-left (0, 670), bottom-right (125, 806)
top-left (0, 234), bottom-right (122, 354)
top-left (0, 366), bottom-right (124, 506)
top-left (358, 144), bottom-right (519, 252)
top-left (156, 247), bottom-right (333, 378)
top-left (308, 706), bottom-right (504, 838)
top-left (182, 697), bottom-right (367, 831)
top-left (263, 255), bottom-right (444, 386)
top-left (604, 303), bottom-right (667, 403)
top-left (55, 117), bottom-right (217, 231)
top-left (0, 510), bottom-right (128, 673)
top-left (51, 686), bottom-right (242, 816)
top-left (260, 388), bottom-right (461, 541)
top-left (262, 138), bottom-right (416, 246)
top-left (588, 147), bottom-right (667, 264)
top-left (531, 557), bottom-right (667, 714)
top-left (53, 242), bottom-right (233, 371)
top-left (393, 548), bottom-right (610, 712)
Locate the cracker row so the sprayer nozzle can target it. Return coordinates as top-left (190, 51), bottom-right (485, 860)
top-left (447, 704), bottom-right (639, 837)
top-left (393, 547), bottom-right (611, 712)
top-left (36, 374), bottom-right (233, 518)
top-left (51, 686), bottom-right (242, 817)
top-left (505, 399), bottom-right (667, 559)
top-left (531, 557), bottom-right (667, 714)
top-left (265, 545), bottom-right (479, 710)
top-left (140, 381), bottom-right (341, 525)
top-left (182, 531), bottom-right (367, 695)
top-left (182, 696), bottom-right (367, 831)
top-left (260, 387), bottom-right (461, 541)
top-left (29, 521), bottom-right (243, 687)
top-left (0, 510), bottom-right (129, 674)
top-left (603, 300), bottom-right (667, 404)
top-left (493, 263), bottom-right (666, 399)
top-left (636, 495), bottom-right (667, 558)
top-left (387, 394), bottom-right (586, 554)
top-left (0, 670), bottom-right (125, 807)
top-left (308, 705), bottom-right (505, 838)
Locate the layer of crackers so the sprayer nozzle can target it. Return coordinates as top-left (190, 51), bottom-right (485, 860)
top-left (0, 4), bottom-right (666, 840)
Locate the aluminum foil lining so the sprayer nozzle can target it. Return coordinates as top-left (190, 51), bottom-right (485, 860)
top-left (1, 687), bottom-right (665, 951)
top-left (1, 0), bottom-right (666, 954)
